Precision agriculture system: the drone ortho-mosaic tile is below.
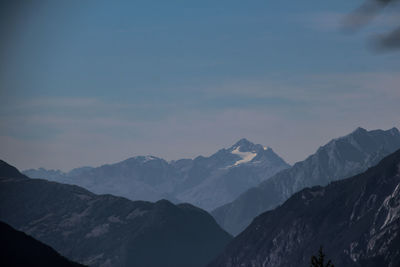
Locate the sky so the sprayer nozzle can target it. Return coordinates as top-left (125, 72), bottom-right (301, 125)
top-left (1, 0), bottom-right (400, 171)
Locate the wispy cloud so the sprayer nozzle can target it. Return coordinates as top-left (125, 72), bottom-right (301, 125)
top-left (1, 70), bottom-right (399, 171)
top-left (299, 10), bottom-right (400, 34)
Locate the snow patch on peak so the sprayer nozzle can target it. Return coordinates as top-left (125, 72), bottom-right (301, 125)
top-left (231, 146), bottom-right (257, 166)
top-left (137, 155), bottom-right (157, 163)
top-left (144, 155), bottom-right (156, 161)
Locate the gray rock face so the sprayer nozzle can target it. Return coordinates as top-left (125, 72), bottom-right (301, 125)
top-left (0, 163), bottom-right (232, 267)
top-left (23, 139), bottom-right (289, 211)
top-left (208, 149), bottom-right (400, 267)
top-left (212, 127), bottom-right (400, 235)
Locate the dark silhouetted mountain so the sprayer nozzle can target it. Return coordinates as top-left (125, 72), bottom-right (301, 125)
top-left (0, 159), bottom-right (28, 179)
top-left (0, 161), bottom-right (232, 267)
top-left (208, 148), bottom-right (400, 267)
top-left (23, 139), bottom-right (289, 210)
top-left (0, 221), bottom-right (85, 267)
top-left (212, 127), bottom-right (400, 235)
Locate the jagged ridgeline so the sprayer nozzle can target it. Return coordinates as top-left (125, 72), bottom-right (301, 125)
top-left (23, 138), bottom-right (289, 211)
top-left (208, 148), bottom-right (400, 267)
top-left (0, 160), bottom-right (232, 267)
top-left (212, 127), bottom-right (400, 235)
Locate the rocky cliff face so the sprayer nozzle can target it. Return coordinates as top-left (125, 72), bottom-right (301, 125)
top-left (208, 148), bottom-right (400, 267)
top-left (23, 139), bottom-right (289, 211)
top-left (212, 127), bottom-right (400, 235)
top-left (0, 161), bottom-right (232, 267)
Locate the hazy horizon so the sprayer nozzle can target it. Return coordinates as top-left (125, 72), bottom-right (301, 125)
top-left (1, 0), bottom-right (399, 171)
top-left (6, 126), bottom-right (400, 172)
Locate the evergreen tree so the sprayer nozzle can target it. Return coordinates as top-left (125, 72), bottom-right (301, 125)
top-left (310, 246), bottom-right (334, 267)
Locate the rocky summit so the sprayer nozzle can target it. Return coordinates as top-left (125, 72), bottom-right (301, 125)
top-left (212, 127), bottom-right (400, 235)
top-left (209, 148), bottom-right (400, 267)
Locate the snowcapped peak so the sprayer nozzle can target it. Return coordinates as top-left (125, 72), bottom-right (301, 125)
top-left (352, 127), bottom-right (367, 135)
top-left (232, 138), bottom-right (254, 149)
top-left (127, 155), bottom-right (158, 163)
top-left (143, 155), bottom-right (157, 162)
top-left (231, 146), bottom-right (257, 166)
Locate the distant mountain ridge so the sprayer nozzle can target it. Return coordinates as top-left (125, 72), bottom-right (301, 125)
top-left (0, 160), bottom-right (232, 267)
top-left (208, 148), bottom-right (400, 267)
top-left (212, 127), bottom-right (400, 235)
top-left (23, 139), bottom-right (289, 211)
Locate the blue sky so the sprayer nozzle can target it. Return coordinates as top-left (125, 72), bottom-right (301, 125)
top-left (1, 0), bottom-right (399, 170)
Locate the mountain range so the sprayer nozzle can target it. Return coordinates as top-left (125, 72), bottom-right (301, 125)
top-left (211, 127), bottom-right (400, 235)
top-left (23, 139), bottom-right (289, 211)
top-left (2, 126), bottom-right (400, 267)
top-left (0, 160), bottom-right (232, 267)
top-left (208, 148), bottom-right (400, 267)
